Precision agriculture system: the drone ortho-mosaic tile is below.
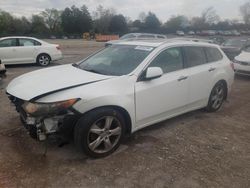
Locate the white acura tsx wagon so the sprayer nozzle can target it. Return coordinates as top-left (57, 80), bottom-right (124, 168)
top-left (6, 39), bottom-right (234, 158)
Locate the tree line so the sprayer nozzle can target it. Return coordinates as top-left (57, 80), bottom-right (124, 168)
top-left (1, 2), bottom-right (250, 38)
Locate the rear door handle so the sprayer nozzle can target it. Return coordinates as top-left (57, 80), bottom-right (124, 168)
top-left (178, 76), bottom-right (188, 81)
top-left (208, 67), bottom-right (216, 72)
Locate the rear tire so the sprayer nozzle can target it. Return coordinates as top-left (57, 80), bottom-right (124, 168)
top-left (206, 81), bottom-right (226, 112)
top-left (74, 108), bottom-right (125, 158)
top-left (37, 54), bottom-right (51, 66)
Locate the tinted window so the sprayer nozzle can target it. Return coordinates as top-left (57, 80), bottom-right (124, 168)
top-left (157, 35), bottom-right (165, 39)
top-left (0, 38), bottom-right (17, 47)
top-left (137, 34), bottom-right (155, 39)
top-left (183, 46), bottom-right (206, 67)
top-left (204, 47), bottom-right (223, 62)
top-left (19, 38), bottom-right (41, 46)
top-left (149, 47), bottom-right (183, 73)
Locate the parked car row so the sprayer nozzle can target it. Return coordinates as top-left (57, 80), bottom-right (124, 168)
top-left (176, 30), bottom-right (242, 36)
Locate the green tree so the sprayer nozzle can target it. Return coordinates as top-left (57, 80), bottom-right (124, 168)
top-left (79, 5), bottom-right (92, 33)
top-left (61, 5), bottom-right (92, 35)
top-left (93, 5), bottom-right (115, 34)
top-left (0, 10), bottom-right (13, 36)
top-left (11, 17), bottom-right (31, 35)
top-left (109, 14), bottom-right (128, 34)
top-left (144, 12), bottom-right (161, 33)
top-left (202, 7), bottom-right (220, 25)
top-left (164, 15), bottom-right (189, 33)
top-left (41, 8), bottom-right (62, 34)
top-left (240, 1), bottom-right (250, 25)
top-left (30, 15), bottom-right (49, 37)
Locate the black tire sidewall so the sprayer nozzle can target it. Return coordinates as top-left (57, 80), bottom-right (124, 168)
top-left (206, 82), bottom-right (226, 112)
top-left (74, 108), bottom-right (125, 158)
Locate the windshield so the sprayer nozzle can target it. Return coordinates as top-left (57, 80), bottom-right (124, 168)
top-left (223, 39), bottom-right (247, 47)
top-left (77, 45), bottom-right (154, 76)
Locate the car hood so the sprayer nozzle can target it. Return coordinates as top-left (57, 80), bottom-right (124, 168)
top-left (220, 46), bottom-right (242, 60)
top-left (220, 46), bottom-right (241, 52)
top-left (235, 51), bottom-right (250, 62)
top-left (6, 64), bottom-right (113, 101)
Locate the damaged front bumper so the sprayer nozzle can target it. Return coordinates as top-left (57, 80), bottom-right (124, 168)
top-left (8, 95), bottom-right (80, 141)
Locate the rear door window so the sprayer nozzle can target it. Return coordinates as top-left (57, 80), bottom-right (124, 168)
top-left (204, 47), bottom-right (223, 62)
top-left (183, 46), bottom-right (206, 67)
top-left (19, 38), bottom-right (41, 46)
top-left (0, 38), bottom-right (18, 47)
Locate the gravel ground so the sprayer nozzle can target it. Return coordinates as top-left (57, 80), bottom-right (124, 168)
top-left (0, 39), bottom-right (250, 188)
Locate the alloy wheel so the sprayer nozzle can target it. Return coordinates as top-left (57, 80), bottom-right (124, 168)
top-left (87, 116), bottom-right (122, 154)
top-left (211, 83), bottom-right (225, 109)
top-left (38, 55), bottom-right (50, 66)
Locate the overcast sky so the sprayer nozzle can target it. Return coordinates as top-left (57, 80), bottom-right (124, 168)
top-left (0, 0), bottom-right (248, 22)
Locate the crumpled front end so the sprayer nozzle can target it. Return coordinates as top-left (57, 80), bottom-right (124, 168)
top-left (7, 94), bottom-right (79, 141)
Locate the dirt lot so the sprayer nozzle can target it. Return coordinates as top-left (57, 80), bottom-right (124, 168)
top-left (0, 39), bottom-right (250, 188)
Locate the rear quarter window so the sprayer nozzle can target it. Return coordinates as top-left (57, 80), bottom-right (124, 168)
top-left (204, 47), bottom-right (223, 62)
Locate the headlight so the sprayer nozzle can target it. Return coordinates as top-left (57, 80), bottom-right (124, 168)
top-left (22, 98), bottom-right (79, 116)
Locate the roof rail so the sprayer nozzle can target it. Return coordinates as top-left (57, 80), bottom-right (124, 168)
top-left (173, 37), bottom-right (214, 44)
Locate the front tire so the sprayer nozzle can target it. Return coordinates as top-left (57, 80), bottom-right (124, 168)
top-left (206, 81), bottom-right (226, 112)
top-left (37, 54), bottom-right (51, 66)
top-left (74, 108), bottom-right (125, 158)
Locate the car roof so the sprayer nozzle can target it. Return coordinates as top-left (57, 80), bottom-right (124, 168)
top-left (0, 36), bottom-right (41, 41)
top-left (0, 36), bottom-right (47, 44)
top-left (123, 33), bottom-right (166, 37)
top-left (130, 33), bottom-right (164, 35)
top-left (114, 38), bottom-right (219, 48)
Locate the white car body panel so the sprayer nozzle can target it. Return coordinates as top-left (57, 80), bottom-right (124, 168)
top-left (7, 64), bottom-right (113, 101)
top-left (0, 36), bottom-right (62, 65)
top-left (135, 69), bottom-right (189, 125)
top-left (6, 40), bottom-right (234, 134)
top-left (234, 51), bottom-right (250, 74)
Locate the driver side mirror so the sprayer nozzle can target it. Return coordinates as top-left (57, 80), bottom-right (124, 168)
top-left (144, 67), bottom-right (163, 80)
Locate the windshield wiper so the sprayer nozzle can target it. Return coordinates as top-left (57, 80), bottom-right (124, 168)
top-left (72, 63), bottom-right (79, 68)
top-left (83, 68), bottom-right (104, 75)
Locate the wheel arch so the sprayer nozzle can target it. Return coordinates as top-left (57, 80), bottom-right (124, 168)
top-left (219, 79), bottom-right (228, 99)
top-left (78, 105), bottom-right (132, 136)
top-left (212, 79), bottom-right (228, 100)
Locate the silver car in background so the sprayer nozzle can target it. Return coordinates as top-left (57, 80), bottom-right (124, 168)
top-left (105, 33), bottom-right (167, 46)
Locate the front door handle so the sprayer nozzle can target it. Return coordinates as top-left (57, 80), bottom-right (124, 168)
top-left (208, 67), bottom-right (216, 72)
top-left (178, 76), bottom-right (188, 81)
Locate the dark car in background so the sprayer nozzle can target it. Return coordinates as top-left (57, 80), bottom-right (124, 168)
top-left (221, 38), bottom-right (250, 60)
